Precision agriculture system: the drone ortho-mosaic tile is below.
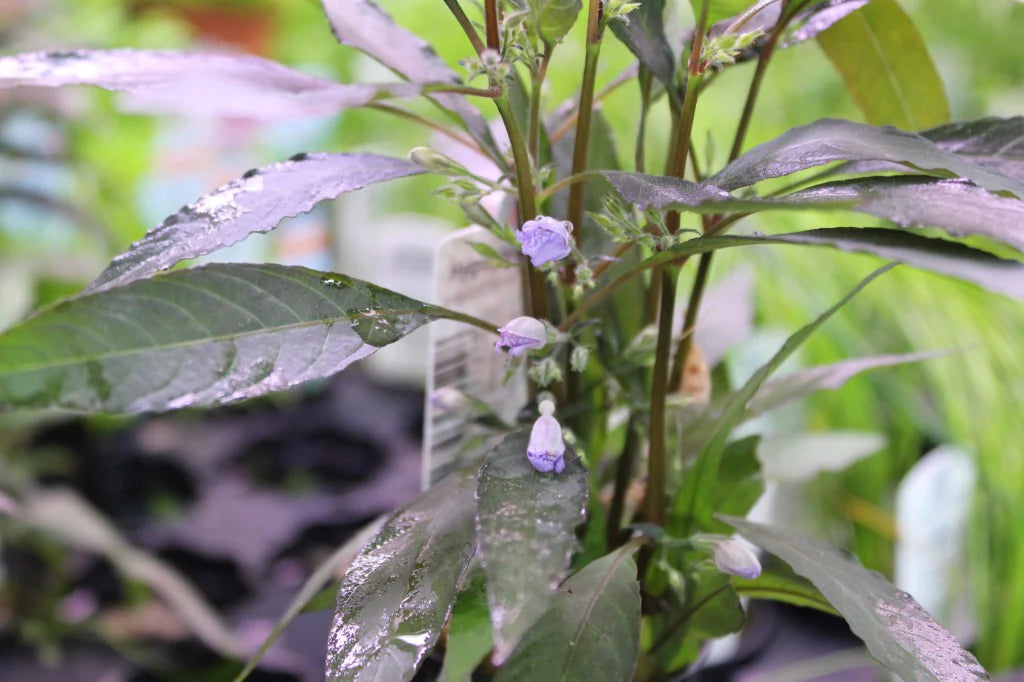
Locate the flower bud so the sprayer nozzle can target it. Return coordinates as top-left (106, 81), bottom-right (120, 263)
top-left (495, 316), bottom-right (547, 356)
top-left (713, 538), bottom-right (762, 579)
top-left (527, 399), bottom-right (566, 473)
top-left (516, 215), bottom-right (573, 267)
top-left (570, 345), bottom-right (589, 373)
top-left (408, 146), bottom-right (466, 175)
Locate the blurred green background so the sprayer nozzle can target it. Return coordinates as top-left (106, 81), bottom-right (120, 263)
top-left (1, 0), bottom-right (1023, 674)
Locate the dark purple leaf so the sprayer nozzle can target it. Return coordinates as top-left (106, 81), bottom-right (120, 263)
top-left (321, 0), bottom-right (500, 159)
top-left (601, 171), bottom-right (755, 211)
top-left (609, 0), bottom-right (676, 92)
top-left (844, 117), bottom-right (1024, 183)
top-left (711, 119), bottom-right (1024, 197)
top-left (782, 0), bottom-right (871, 46)
top-left (722, 517), bottom-right (989, 681)
top-left (0, 49), bottom-right (422, 120)
top-left (789, 177), bottom-right (1024, 252)
top-left (90, 153), bottom-right (422, 292)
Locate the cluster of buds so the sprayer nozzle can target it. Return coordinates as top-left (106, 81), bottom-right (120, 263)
top-left (460, 49), bottom-right (512, 84)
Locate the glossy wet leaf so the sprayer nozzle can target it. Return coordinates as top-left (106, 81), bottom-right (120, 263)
top-left (845, 117), bottom-right (1024, 183)
top-left (0, 263), bottom-right (445, 414)
top-left (321, 0), bottom-right (499, 159)
top-left (733, 564), bottom-right (839, 616)
top-left (669, 266), bottom-right (891, 535)
top-left (23, 488), bottom-right (242, 657)
top-left (476, 430), bottom-right (589, 663)
top-left (511, 0), bottom-right (582, 45)
top-left (90, 153), bottom-right (422, 291)
top-left (722, 516), bottom-right (990, 681)
top-left (789, 177), bottom-right (1024, 252)
top-left (817, 0), bottom-right (949, 130)
top-left (440, 573), bottom-right (493, 682)
top-left (609, 0), bottom-right (676, 91)
top-left (326, 471), bottom-right (477, 682)
top-left (0, 49), bottom-right (423, 119)
top-left (601, 171), bottom-right (773, 212)
top-left (710, 119), bottom-right (1024, 197)
top-left (494, 547), bottom-right (640, 682)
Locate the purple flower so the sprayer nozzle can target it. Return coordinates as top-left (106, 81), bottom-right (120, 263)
top-left (516, 216), bottom-right (573, 267)
top-left (495, 316), bottom-right (547, 357)
top-left (713, 538), bottom-right (761, 579)
top-left (527, 400), bottom-right (565, 473)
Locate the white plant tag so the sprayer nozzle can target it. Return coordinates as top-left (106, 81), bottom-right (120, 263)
top-left (423, 226), bottom-right (525, 488)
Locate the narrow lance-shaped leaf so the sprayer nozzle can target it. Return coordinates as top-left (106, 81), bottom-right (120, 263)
top-left (722, 516), bottom-right (989, 681)
top-left (669, 265), bottom-right (893, 535)
top-left (0, 49), bottom-right (423, 120)
top-left (842, 117), bottom-right (1024, 183)
top-left (326, 471), bottom-right (478, 682)
top-left (90, 152), bottom-right (423, 292)
top-left (321, 0), bottom-right (501, 160)
top-left (609, 0), bottom-right (676, 92)
top-left (0, 263), bottom-right (466, 414)
top-left (494, 546), bottom-right (641, 682)
top-left (817, 0), bottom-right (949, 130)
top-left (788, 177), bottom-right (1024, 252)
top-left (710, 118), bottom-right (1024, 197)
top-left (476, 430), bottom-right (589, 664)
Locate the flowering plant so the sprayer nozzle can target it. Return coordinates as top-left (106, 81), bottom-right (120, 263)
top-left (0, 0), bottom-right (1017, 680)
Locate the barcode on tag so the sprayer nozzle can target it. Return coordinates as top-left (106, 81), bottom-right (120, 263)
top-left (423, 226), bottom-right (526, 487)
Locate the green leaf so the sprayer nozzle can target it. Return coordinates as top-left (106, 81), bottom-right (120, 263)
top-left (91, 153), bottom-right (423, 291)
top-left (235, 517), bottom-right (385, 682)
top-left (609, 0), bottom-right (676, 91)
top-left (645, 565), bottom-right (744, 672)
top-left (691, 0), bottom-right (752, 25)
top-left (710, 118), bottom-right (1024, 198)
top-left (440, 573), bottom-right (493, 682)
top-left (325, 471), bottom-right (478, 682)
top-left (708, 435), bottom-right (764, 532)
top-left (733, 564), bottom-right (839, 616)
top-left (668, 265), bottom-right (892, 535)
top-left (0, 263), bottom-right (450, 413)
top-left (722, 516), bottom-right (990, 681)
top-left (495, 547), bottom-right (641, 682)
top-left (511, 0), bottom-right (582, 44)
top-left (816, 0), bottom-right (949, 130)
top-left (476, 430), bottom-right (589, 663)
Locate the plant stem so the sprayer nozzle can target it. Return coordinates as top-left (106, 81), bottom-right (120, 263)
top-left (608, 415), bottom-right (641, 548)
top-left (728, 22), bottom-right (784, 161)
top-left (667, 250), bottom-right (712, 389)
top-left (635, 67), bottom-right (653, 174)
top-left (536, 169), bottom-right (604, 201)
top-left (645, 0), bottom-right (710, 530)
top-left (528, 43), bottom-right (554, 162)
top-left (494, 95), bottom-right (549, 322)
top-left (549, 63), bottom-right (637, 143)
top-left (565, 0), bottom-right (606, 255)
top-left (426, 306), bottom-right (501, 334)
top-left (484, 0), bottom-right (500, 51)
top-left (645, 269), bottom-right (677, 527)
top-left (423, 83), bottom-right (502, 98)
top-left (442, 0), bottom-right (486, 55)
